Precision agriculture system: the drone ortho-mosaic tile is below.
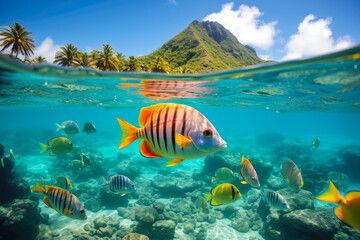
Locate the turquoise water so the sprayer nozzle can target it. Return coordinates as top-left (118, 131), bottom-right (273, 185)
top-left (0, 47), bottom-right (360, 240)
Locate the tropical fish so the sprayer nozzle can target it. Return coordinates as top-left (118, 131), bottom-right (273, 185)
top-left (81, 154), bottom-right (92, 167)
top-left (54, 175), bottom-right (73, 191)
top-left (0, 143), bottom-right (4, 167)
top-left (83, 122), bottom-right (96, 134)
top-left (281, 159), bottom-right (303, 191)
top-left (263, 189), bottom-right (289, 209)
top-left (315, 181), bottom-right (360, 233)
top-left (312, 137), bottom-right (320, 149)
top-left (212, 167), bottom-right (235, 183)
top-left (102, 175), bottom-right (136, 196)
top-left (56, 121), bottom-right (80, 135)
top-left (116, 103), bottom-right (227, 167)
top-left (39, 137), bottom-right (73, 156)
top-left (240, 155), bottom-right (260, 187)
top-left (203, 183), bottom-right (241, 206)
top-left (196, 197), bottom-right (209, 214)
top-left (31, 181), bottom-right (87, 220)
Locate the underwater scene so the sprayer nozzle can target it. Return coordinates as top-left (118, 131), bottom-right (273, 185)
top-left (0, 47), bottom-right (360, 240)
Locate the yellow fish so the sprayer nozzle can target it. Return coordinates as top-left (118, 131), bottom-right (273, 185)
top-left (312, 137), bottom-right (320, 149)
top-left (212, 167), bottom-right (235, 183)
top-left (40, 137), bottom-right (73, 156)
top-left (54, 175), bottom-right (73, 191)
top-left (117, 103), bottom-right (227, 167)
top-left (203, 183), bottom-right (241, 206)
top-left (315, 181), bottom-right (360, 233)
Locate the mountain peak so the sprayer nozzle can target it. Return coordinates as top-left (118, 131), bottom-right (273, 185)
top-left (139, 21), bottom-right (264, 73)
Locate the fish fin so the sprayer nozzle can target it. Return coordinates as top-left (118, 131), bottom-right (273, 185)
top-left (203, 193), bottom-right (212, 202)
top-left (334, 206), bottom-right (350, 226)
top-left (39, 143), bottom-right (49, 154)
top-left (80, 154), bottom-right (84, 164)
top-left (45, 185), bottom-right (59, 193)
top-left (140, 140), bottom-right (162, 158)
top-left (49, 150), bottom-right (56, 156)
top-left (241, 155), bottom-right (246, 165)
top-left (210, 199), bottom-right (222, 206)
top-left (286, 178), bottom-right (290, 184)
top-left (166, 159), bottom-right (184, 167)
top-left (31, 181), bottom-right (46, 194)
top-left (240, 167), bottom-right (246, 183)
top-left (121, 193), bottom-right (126, 197)
top-left (48, 137), bottom-right (59, 146)
top-left (241, 181), bottom-right (248, 184)
top-left (300, 180), bottom-right (304, 188)
top-left (9, 149), bottom-right (15, 160)
top-left (55, 123), bottom-right (64, 132)
top-left (315, 181), bottom-right (344, 203)
top-left (102, 176), bottom-right (109, 186)
top-left (344, 191), bottom-right (360, 201)
top-left (43, 196), bottom-right (54, 210)
top-left (211, 176), bottom-right (217, 183)
top-left (64, 209), bottom-right (73, 214)
top-left (139, 105), bottom-right (159, 126)
top-left (175, 133), bottom-right (192, 149)
top-left (1, 158), bottom-right (4, 168)
top-left (116, 117), bottom-right (138, 150)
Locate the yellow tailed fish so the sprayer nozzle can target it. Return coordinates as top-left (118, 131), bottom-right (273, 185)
top-left (315, 181), bottom-right (360, 233)
top-left (203, 183), bottom-right (241, 206)
top-left (116, 103), bottom-right (226, 167)
top-left (39, 137), bottom-right (73, 156)
top-left (212, 167), bottom-right (235, 183)
top-left (31, 181), bottom-right (86, 220)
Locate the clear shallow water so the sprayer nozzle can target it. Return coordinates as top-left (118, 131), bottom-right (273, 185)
top-left (0, 47), bottom-right (360, 240)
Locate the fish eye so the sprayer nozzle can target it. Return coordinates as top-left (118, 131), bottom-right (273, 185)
top-left (131, 184), bottom-right (134, 187)
top-left (252, 177), bottom-right (255, 180)
top-left (80, 210), bottom-right (85, 214)
top-left (203, 129), bottom-right (213, 138)
top-left (237, 191), bottom-right (239, 193)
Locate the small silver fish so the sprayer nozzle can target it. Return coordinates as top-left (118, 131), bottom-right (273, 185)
top-left (102, 175), bottom-right (136, 196)
top-left (263, 189), bottom-right (289, 210)
top-left (56, 121), bottom-right (80, 135)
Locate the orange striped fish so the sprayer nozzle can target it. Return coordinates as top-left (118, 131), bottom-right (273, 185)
top-left (31, 181), bottom-right (87, 220)
top-left (117, 103), bottom-right (227, 167)
top-left (240, 155), bottom-right (260, 187)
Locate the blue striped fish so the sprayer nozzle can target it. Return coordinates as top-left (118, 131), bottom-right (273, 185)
top-left (117, 103), bottom-right (227, 167)
top-left (31, 181), bottom-right (87, 220)
top-left (102, 175), bottom-right (136, 196)
top-left (263, 189), bottom-right (289, 210)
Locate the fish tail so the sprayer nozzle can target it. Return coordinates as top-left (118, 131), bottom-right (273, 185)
top-left (211, 176), bottom-right (217, 183)
top-left (315, 181), bottom-right (344, 204)
top-left (31, 181), bottom-right (46, 194)
top-left (116, 117), bottom-right (138, 150)
top-left (1, 158), bottom-right (4, 168)
top-left (55, 123), bottom-right (63, 132)
top-left (39, 143), bottom-right (49, 154)
top-left (203, 193), bottom-right (213, 202)
top-left (101, 176), bottom-right (109, 186)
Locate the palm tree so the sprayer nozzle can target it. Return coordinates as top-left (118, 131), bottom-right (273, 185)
top-left (31, 56), bottom-right (47, 64)
top-left (73, 52), bottom-right (95, 68)
top-left (179, 65), bottom-right (192, 74)
top-left (149, 56), bottom-right (171, 73)
top-left (0, 22), bottom-right (35, 58)
top-left (122, 56), bottom-right (138, 71)
top-left (96, 44), bottom-right (120, 71)
top-left (54, 44), bottom-right (78, 66)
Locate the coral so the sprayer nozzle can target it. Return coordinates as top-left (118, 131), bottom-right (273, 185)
top-left (99, 187), bottom-right (129, 208)
top-left (115, 159), bottom-right (140, 180)
top-left (135, 206), bottom-right (159, 223)
top-left (122, 233), bottom-right (150, 240)
top-left (74, 216), bottom-right (121, 239)
top-left (0, 177), bottom-right (30, 205)
top-left (35, 224), bottom-right (60, 240)
top-left (265, 175), bottom-right (288, 190)
top-left (183, 222), bottom-right (195, 234)
top-left (0, 198), bottom-right (43, 240)
top-left (151, 220), bottom-right (176, 240)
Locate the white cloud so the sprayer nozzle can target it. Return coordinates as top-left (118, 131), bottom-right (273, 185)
top-left (282, 14), bottom-right (355, 61)
top-left (34, 37), bottom-right (61, 63)
top-left (203, 2), bottom-right (277, 50)
top-left (259, 54), bottom-right (270, 60)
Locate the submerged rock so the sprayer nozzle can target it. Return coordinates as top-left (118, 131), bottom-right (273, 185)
top-left (135, 206), bottom-right (159, 224)
top-left (123, 233), bottom-right (150, 240)
top-left (327, 171), bottom-right (350, 190)
top-left (151, 220), bottom-right (176, 240)
top-left (278, 188), bottom-right (314, 210)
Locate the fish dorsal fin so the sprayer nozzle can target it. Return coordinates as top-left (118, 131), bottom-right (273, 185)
top-left (166, 159), bottom-right (184, 167)
top-left (43, 196), bottom-right (55, 210)
top-left (139, 104), bottom-right (165, 127)
top-left (210, 185), bottom-right (219, 195)
top-left (240, 167), bottom-right (246, 183)
top-left (48, 137), bottom-right (58, 146)
top-left (210, 198), bottom-right (222, 206)
top-left (140, 140), bottom-right (162, 158)
top-left (175, 133), bottom-right (192, 148)
top-left (345, 191), bottom-right (360, 201)
top-left (45, 185), bottom-right (59, 193)
top-left (334, 206), bottom-right (350, 226)
top-left (300, 180), bottom-right (304, 188)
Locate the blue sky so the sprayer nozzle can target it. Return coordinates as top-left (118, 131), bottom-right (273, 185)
top-left (1, 0), bottom-right (359, 62)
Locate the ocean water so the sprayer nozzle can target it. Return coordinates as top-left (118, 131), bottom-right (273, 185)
top-left (0, 47), bottom-right (360, 240)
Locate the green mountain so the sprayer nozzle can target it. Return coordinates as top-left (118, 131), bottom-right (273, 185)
top-left (138, 20), bottom-right (266, 73)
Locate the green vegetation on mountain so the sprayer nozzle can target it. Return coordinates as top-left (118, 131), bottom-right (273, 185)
top-left (138, 20), bottom-right (265, 73)
top-left (0, 21), bottom-right (267, 73)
